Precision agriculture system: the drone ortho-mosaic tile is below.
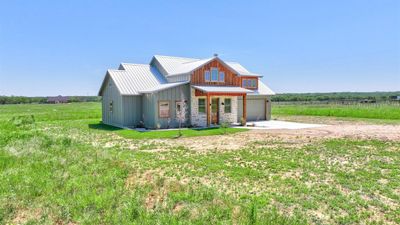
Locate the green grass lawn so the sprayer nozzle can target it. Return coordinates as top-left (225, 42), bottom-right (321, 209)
top-left (272, 103), bottom-right (400, 120)
top-left (89, 123), bottom-right (247, 139)
top-left (0, 102), bottom-right (399, 224)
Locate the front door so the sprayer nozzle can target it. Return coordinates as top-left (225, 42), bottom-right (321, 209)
top-left (211, 98), bottom-right (219, 124)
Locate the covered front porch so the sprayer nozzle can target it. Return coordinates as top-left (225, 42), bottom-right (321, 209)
top-left (192, 85), bottom-right (253, 127)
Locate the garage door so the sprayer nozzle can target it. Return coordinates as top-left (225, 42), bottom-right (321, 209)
top-left (247, 99), bottom-right (266, 121)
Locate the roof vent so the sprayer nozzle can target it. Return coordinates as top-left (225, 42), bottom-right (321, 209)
top-left (213, 53), bottom-right (218, 57)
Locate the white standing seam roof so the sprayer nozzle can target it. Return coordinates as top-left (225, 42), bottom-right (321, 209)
top-left (99, 55), bottom-right (275, 96)
top-left (153, 55), bottom-right (262, 77)
top-left (152, 55), bottom-right (197, 75)
top-left (192, 85), bottom-right (254, 93)
top-left (102, 64), bottom-right (168, 96)
top-left (250, 80), bottom-right (276, 95)
top-left (138, 81), bottom-right (189, 94)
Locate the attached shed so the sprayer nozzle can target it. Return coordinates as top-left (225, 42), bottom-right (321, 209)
top-left (98, 63), bottom-right (189, 128)
top-left (141, 83), bottom-right (191, 129)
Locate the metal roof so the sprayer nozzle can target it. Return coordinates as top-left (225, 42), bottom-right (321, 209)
top-left (152, 55), bottom-right (198, 75)
top-left (153, 55), bottom-right (261, 77)
top-left (99, 55), bottom-right (274, 96)
top-left (192, 85), bottom-right (254, 93)
top-left (249, 80), bottom-right (276, 95)
top-left (99, 63), bottom-right (168, 96)
top-left (225, 61), bottom-right (260, 76)
top-left (139, 81), bottom-right (189, 94)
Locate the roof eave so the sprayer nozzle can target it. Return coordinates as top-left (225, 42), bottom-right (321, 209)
top-left (98, 71), bottom-right (111, 96)
top-left (192, 85), bottom-right (254, 94)
top-left (239, 74), bottom-right (263, 77)
top-left (138, 81), bottom-right (190, 94)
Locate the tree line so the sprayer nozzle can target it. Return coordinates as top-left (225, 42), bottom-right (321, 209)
top-left (0, 96), bottom-right (101, 105)
top-left (271, 91), bottom-right (400, 102)
top-left (1, 91), bottom-right (399, 104)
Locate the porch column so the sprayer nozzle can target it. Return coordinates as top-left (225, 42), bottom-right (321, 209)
top-left (243, 94), bottom-right (247, 124)
top-left (206, 93), bottom-right (210, 127)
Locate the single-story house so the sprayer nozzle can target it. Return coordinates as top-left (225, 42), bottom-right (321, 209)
top-left (98, 54), bottom-right (275, 129)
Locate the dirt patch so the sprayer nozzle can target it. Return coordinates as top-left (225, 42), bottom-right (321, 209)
top-left (154, 123), bottom-right (400, 152)
top-left (12, 208), bottom-right (42, 224)
top-left (172, 202), bottom-right (186, 214)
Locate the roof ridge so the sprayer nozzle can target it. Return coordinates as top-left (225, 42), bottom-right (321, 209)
top-left (121, 63), bottom-right (149, 66)
top-left (181, 57), bottom-right (215, 64)
top-left (154, 55), bottom-right (199, 60)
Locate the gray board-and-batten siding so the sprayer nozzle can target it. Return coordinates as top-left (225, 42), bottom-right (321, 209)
top-left (142, 84), bottom-right (190, 129)
top-left (102, 80), bottom-right (190, 129)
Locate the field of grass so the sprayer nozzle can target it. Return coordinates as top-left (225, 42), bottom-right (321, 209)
top-left (0, 102), bottom-right (399, 224)
top-left (272, 103), bottom-right (400, 120)
top-left (91, 123), bottom-right (247, 140)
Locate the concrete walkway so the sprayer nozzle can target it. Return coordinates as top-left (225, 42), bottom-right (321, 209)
top-left (236, 120), bottom-right (326, 130)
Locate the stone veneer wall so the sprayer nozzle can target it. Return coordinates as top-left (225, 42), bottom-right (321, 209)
top-left (190, 88), bottom-right (207, 127)
top-left (190, 88), bottom-right (238, 127)
top-left (219, 96), bottom-right (238, 124)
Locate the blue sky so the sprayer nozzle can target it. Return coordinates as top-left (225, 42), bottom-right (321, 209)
top-left (0, 0), bottom-right (399, 96)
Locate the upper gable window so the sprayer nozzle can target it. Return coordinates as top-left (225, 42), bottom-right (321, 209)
top-left (211, 68), bottom-right (219, 81)
top-left (204, 71), bottom-right (210, 81)
top-left (219, 72), bottom-right (225, 82)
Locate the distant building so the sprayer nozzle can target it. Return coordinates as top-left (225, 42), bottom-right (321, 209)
top-left (359, 99), bottom-right (376, 103)
top-left (47, 95), bottom-right (69, 104)
top-left (389, 96), bottom-right (400, 101)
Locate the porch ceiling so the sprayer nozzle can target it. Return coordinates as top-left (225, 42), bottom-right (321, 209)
top-left (192, 85), bottom-right (253, 94)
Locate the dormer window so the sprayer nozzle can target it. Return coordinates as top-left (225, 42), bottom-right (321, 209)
top-left (242, 79), bottom-right (257, 88)
top-left (211, 68), bottom-right (219, 81)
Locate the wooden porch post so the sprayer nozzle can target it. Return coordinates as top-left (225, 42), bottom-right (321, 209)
top-left (206, 93), bottom-right (210, 127)
top-left (243, 94), bottom-right (247, 124)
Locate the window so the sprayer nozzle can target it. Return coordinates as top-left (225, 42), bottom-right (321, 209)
top-left (219, 72), bottom-right (225, 82)
top-left (224, 98), bottom-right (231, 113)
top-left (242, 79), bottom-right (257, 88)
top-left (204, 71), bottom-right (210, 81)
top-left (211, 68), bottom-right (218, 81)
top-left (198, 98), bottom-right (206, 113)
top-left (159, 101), bottom-right (170, 118)
top-left (109, 100), bottom-right (113, 112)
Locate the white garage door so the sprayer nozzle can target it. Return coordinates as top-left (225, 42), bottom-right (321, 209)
top-left (247, 99), bottom-right (266, 121)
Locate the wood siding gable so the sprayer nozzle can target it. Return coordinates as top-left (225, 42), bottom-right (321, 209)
top-left (191, 59), bottom-right (241, 86)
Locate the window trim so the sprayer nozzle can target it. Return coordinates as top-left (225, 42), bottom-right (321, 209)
top-left (242, 78), bottom-right (258, 89)
top-left (219, 71), bottom-right (225, 82)
top-left (198, 98), bottom-right (206, 113)
top-left (224, 98), bottom-right (231, 113)
top-left (204, 70), bottom-right (211, 82)
top-left (211, 67), bottom-right (219, 82)
top-left (158, 100), bottom-right (170, 118)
